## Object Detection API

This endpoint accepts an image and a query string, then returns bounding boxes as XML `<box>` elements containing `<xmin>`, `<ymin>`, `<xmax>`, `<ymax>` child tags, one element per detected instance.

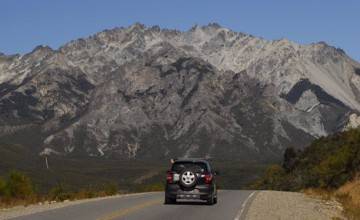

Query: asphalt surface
<box><xmin>10</xmin><ymin>190</ymin><xmax>255</xmax><ymax>220</ymax></box>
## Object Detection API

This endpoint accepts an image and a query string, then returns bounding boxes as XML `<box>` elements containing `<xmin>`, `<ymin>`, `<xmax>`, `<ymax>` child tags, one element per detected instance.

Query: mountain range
<box><xmin>1</xmin><ymin>23</ymin><xmax>360</xmax><ymax>162</ymax></box>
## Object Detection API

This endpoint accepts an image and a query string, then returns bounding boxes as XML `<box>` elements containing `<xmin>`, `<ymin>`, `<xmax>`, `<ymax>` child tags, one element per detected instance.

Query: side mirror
<box><xmin>213</xmin><ymin>170</ymin><xmax>220</xmax><ymax>176</ymax></box>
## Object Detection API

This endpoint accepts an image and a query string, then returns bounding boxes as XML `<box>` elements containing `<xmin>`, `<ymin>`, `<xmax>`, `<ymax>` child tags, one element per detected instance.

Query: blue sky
<box><xmin>1</xmin><ymin>0</ymin><xmax>359</xmax><ymax>61</ymax></box>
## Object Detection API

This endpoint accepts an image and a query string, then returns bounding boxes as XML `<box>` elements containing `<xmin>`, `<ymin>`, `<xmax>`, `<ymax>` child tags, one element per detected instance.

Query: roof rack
<box><xmin>173</xmin><ymin>157</ymin><xmax>213</xmax><ymax>161</ymax></box>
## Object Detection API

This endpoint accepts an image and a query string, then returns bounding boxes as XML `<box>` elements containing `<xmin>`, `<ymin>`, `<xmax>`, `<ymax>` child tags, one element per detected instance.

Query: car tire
<box><xmin>164</xmin><ymin>196</ymin><xmax>176</xmax><ymax>205</ymax></box>
<box><xmin>206</xmin><ymin>193</ymin><xmax>215</xmax><ymax>205</ymax></box>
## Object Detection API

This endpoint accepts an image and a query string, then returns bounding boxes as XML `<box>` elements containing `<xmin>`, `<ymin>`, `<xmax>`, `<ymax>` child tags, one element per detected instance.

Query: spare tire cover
<box><xmin>180</xmin><ymin>169</ymin><xmax>197</xmax><ymax>188</ymax></box>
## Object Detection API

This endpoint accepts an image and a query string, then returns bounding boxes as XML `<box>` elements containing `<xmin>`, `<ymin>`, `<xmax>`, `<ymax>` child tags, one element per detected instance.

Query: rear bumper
<box><xmin>165</xmin><ymin>184</ymin><xmax>214</xmax><ymax>200</ymax></box>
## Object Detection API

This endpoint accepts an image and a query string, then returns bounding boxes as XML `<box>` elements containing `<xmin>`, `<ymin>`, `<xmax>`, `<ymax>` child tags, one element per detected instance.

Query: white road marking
<box><xmin>234</xmin><ymin>191</ymin><xmax>256</xmax><ymax>220</ymax></box>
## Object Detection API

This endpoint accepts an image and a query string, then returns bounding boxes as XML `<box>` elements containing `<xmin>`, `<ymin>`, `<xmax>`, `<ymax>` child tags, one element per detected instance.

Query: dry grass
<box><xmin>335</xmin><ymin>178</ymin><xmax>360</xmax><ymax>220</ymax></box>
<box><xmin>0</xmin><ymin>195</ymin><xmax>44</xmax><ymax>209</ymax></box>
<box><xmin>303</xmin><ymin>188</ymin><xmax>334</xmax><ymax>200</ymax></box>
<box><xmin>304</xmin><ymin>176</ymin><xmax>360</xmax><ymax>220</ymax></box>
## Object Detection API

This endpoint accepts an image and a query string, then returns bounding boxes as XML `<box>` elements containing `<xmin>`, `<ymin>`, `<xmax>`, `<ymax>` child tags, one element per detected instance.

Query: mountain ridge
<box><xmin>1</xmin><ymin>23</ymin><xmax>360</xmax><ymax>162</ymax></box>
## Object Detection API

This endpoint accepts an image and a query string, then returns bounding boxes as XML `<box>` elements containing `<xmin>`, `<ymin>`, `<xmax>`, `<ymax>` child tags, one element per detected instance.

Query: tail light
<box><xmin>166</xmin><ymin>171</ymin><xmax>173</xmax><ymax>183</ymax></box>
<box><xmin>204</xmin><ymin>173</ymin><xmax>213</xmax><ymax>184</ymax></box>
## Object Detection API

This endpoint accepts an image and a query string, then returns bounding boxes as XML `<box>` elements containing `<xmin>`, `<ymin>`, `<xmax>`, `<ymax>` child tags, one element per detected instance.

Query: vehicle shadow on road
<box><xmin>164</xmin><ymin>201</ymin><xmax>210</xmax><ymax>206</ymax></box>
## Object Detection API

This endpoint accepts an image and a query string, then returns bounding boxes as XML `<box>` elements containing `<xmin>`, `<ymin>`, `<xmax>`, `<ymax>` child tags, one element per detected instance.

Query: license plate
<box><xmin>179</xmin><ymin>194</ymin><xmax>199</xmax><ymax>199</ymax></box>
<box><xmin>187</xmin><ymin>189</ymin><xmax>199</xmax><ymax>193</ymax></box>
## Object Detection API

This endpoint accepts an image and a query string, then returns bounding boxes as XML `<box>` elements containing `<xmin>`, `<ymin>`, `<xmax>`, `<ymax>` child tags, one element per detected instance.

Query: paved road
<box><xmin>10</xmin><ymin>190</ymin><xmax>255</xmax><ymax>220</ymax></box>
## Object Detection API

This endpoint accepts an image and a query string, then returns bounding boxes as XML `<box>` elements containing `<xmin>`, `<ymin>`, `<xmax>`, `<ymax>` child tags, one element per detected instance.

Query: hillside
<box><xmin>254</xmin><ymin>128</ymin><xmax>360</xmax><ymax>219</ymax></box>
<box><xmin>254</xmin><ymin>128</ymin><xmax>360</xmax><ymax>190</ymax></box>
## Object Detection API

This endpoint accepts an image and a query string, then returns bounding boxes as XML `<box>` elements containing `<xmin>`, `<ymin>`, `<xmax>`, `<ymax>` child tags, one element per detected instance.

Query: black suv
<box><xmin>164</xmin><ymin>158</ymin><xmax>218</xmax><ymax>205</ymax></box>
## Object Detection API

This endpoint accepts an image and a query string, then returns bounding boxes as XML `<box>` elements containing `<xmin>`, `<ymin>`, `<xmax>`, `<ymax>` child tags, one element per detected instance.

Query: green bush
<box><xmin>252</xmin><ymin>165</ymin><xmax>288</xmax><ymax>190</ymax></box>
<box><xmin>313</xmin><ymin>144</ymin><xmax>353</xmax><ymax>187</ymax></box>
<box><xmin>0</xmin><ymin>170</ymin><xmax>122</xmax><ymax>206</ymax></box>
<box><xmin>6</xmin><ymin>171</ymin><xmax>34</xmax><ymax>199</ymax></box>
<box><xmin>254</xmin><ymin>128</ymin><xmax>360</xmax><ymax>191</ymax></box>
<box><xmin>103</xmin><ymin>183</ymin><xmax>118</xmax><ymax>196</ymax></box>
<box><xmin>0</xmin><ymin>177</ymin><xmax>7</xmax><ymax>196</ymax></box>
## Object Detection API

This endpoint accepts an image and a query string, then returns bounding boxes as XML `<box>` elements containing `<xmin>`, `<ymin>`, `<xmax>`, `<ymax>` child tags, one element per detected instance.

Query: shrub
<box><xmin>6</xmin><ymin>171</ymin><xmax>34</xmax><ymax>199</ymax></box>
<box><xmin>74</xmin><ymin>188</ymin><xmax>96</xmax><ymax>199</ymax></box>
<box><xmin>254</xmin><ymin>128</ymin><xmax>360</xmax><ymax>191</ymax></box>
<box><xmin>0</xmin><ymin>177</ymin><xmax>7</xmax><ymax>196</ymax></box>
<box><xmin>313</xmin><ymin>144</ymin><xmax>353</xmax><ymax>187</ymax></box>
<box><xmin>283</xmin><ymin>147</ymin><xmax>297</xmax><ymax>171</ymax></box>
<box><xmin>1</xmin><ymin>171</ymin><xmax>121</xmax><ymax>207</ymax></box>
<box><xmin>251</xmin><ymin>165</ymin><xmax>289</xmax><ymax>190</ymax></box>
<box><xmin>49</xmin><ymin>183</ymin><xmax>73</xmax><ymax>201</ymax></box>
<box><xmin>103</xmin><ymin>183</ymin><xmax>118</xmax><ymax>196</ymax></box>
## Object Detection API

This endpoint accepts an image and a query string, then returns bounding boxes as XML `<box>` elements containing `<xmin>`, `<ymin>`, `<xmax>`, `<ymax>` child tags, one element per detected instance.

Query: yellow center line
<box><xmin>97</xmin><ymin>199</ymin><xmax>163</xmax><ymax>220</ymax></box>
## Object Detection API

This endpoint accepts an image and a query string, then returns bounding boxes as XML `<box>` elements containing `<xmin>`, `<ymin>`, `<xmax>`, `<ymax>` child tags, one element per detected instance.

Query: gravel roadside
<box><xmin>0</xmin><ymin>192</ymin><xmax>153</xmax><ymax>220</ymax></box>
<box><xmin>245</xmin><ymin>191</ymin><xmax>345</xmax><ymax>220</ymax></box>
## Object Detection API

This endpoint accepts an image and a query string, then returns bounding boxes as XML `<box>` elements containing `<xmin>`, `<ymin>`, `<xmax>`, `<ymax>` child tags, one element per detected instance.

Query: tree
<box><xmin>283</xmin><ymin>147</ymin><xmax>297</xmax><ymax>171</ymax></box>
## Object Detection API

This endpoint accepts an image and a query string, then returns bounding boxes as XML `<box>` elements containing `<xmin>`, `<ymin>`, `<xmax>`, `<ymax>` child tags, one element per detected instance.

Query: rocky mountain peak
<box><xmin>31</xmin><ymin>45</ymin><xmax>53</xmax><ymax>54</ymax></box>
<box><xmin>1</xmin><ymin>23</ymin><xmax>360</xmax><ymax>162</ymax></box>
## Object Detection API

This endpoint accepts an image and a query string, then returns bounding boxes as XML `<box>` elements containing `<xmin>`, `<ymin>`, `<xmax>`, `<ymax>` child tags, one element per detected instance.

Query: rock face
<box><xmin>1</xmin><ymin>23</ymin><xmax>360</xmax><ymax>162</ymax></box>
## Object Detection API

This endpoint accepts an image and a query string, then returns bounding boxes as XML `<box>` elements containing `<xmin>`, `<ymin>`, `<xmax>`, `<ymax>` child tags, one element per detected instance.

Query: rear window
<box><xmin>171</xmin><ymin>162</ymin><xmax>209</xmax><ymax>173</ymax></box>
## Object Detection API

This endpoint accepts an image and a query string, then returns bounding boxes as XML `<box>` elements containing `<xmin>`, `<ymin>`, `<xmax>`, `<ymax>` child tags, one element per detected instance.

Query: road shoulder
<box><xmin>244</xmin><ymin>190</ymin><xmax>345</xmax><ymax>220</ymax></box>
